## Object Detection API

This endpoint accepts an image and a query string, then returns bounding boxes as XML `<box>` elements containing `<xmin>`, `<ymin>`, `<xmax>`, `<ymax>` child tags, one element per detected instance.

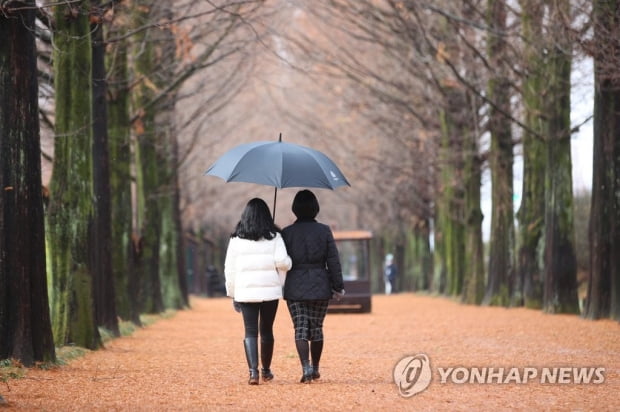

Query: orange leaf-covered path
<box><xmin>5</xmin><ymin>294</ymin><xmax>620</xmax><ymax>411</ymax></box>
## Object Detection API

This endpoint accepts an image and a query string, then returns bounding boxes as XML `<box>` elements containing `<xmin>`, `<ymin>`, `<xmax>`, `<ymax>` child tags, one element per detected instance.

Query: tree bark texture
<box><xmin>172</xmin><ymin>136</ymin><xmax>189</xmax><ymax>307</ymax></box>
<box><xmin>585</xmin><ymin>0</ymin><xmax>620</xmax><ymax>320</ymax></box>
<box><xmin>174</xmin><ymin>172</ymin><xmax>189</xmax><ymax>306</ymax></box>
<box><xmin>485</xmin><ymin>0</ymin><xmax>515</xmax><ymax>306</ymax></box>
<box><xmin>153</xmin><ymin>6</ymin><xmax>186</xmax><ymax>310</ymax></box>
<box><xmin>160</xmin><ymin>189</ymin><xmax>184</xmax><ymax>309</ymax></box>
<box><xmin>432</xmin><ymin>203</ymin><xmax>447</xmax><ymax>294</ymax></box>
<box><xmin>132</xmin><ymin>1</ymin><xmax>164</xmax><ymax>314</ymax></box>
<box><xmin>516</xmin><ymin>0</ymin><xmax>545</xmax><ymax>309</ymax></box>
<box><xmin>91</xmin><ymin>0</ymin><xmax>120</xmax><ymax>336</ymax></box>
<box><xmin>437</xmin><ymin>87</ymin><xmax>467</xmax><ymax>297</ymax></box>
<box><xmin>106</xmin><ymin>16</ymin><xmax>141</xmax><ymax>324</ymax></box>
<box><xmin>403</xmin><ymin>221</ymin><xmax>433</xmax><ymax>291</ymax></box>
<box><xmin>0</xmin><ymin>0</ymin><xmax>56</xmax><ymax>365</ymax></box>
<box><xmin>463</xmin><ymin>138</ymin><xmax>485</xmax><ymax>305</ymax></box>
<box><xmin>541</xmin><ymin>0</ymin><xmax>579</xmax><ymax>314</ymax></box>
<box><xmin>48</xmin><ymin>0</ymin><xmax>101</xmax><ymax>349</ymax></box>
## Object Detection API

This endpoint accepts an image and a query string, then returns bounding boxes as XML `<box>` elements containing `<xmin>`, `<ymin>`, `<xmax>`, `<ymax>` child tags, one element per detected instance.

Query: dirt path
<box><xmin>4</xmin><ymin>294</ymin><xmax>620</xmax><ymax>411</ymax></box>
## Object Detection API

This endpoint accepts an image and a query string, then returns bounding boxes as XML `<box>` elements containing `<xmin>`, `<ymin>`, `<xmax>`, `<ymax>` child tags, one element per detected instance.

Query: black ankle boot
<box><xmin>261</xmin><ymin>368</ymin><xmax>274</xmax><ymax>382</ymax></box>
<box><xmin>300</xmin><ymin>360</ymin><xmax>313</xmax><ymax>383</ymax></box>
<box><xmin>312</xmin><ymin>365</ymin><xmax>320</xmax><ymax>380</ymax></box>
<box><xmin>244</xmin><ymin>338</ymin><xmax>259</xmax><ymax>385</ymax></box>
<box><xmin>310</xmin><ymin>341</ymin><xmax>323</xmax><ymax>380</ymax></box>
<box><xmin>261</xmin><ymin>339</ymin><xmax>274</xmax><ymax>382</ymax></box>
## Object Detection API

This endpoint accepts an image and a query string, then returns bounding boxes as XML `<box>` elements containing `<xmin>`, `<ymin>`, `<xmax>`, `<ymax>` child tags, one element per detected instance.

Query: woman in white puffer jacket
<box><xmin>224</xmin><ymin>198</ymin><xmax>292</xmax><ymax>385</ymax></box>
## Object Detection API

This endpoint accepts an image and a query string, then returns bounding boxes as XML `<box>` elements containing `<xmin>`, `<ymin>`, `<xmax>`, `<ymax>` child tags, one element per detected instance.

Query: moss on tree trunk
<box><xmin>160</xmin><ymin>188</ymin><xmax>184</xmax><ymax>309</ymax></box>
<box><xmin>541</xmin><ymin>0</ymin><xmax>579</xmax><ymax>314</ymax></box>
<box><xmin>485</xmin><ymin>0</ymin><xmax>515</xmax><ymax>307</ymax></box>
<box><xmin>153</xmin><ymin>13</ymin><xmax>186</xmax><ymax>310</ymax></box>
<box><xmin>91</xmin><ymin>0</ymin><xmax>119</xmax><ymax>337</ymax></box>
<box><xmin>107</xmin><ymin>22</ymin><xmax>139</xmax><ymax>324</ymax></box>
<box><xmin>47</xmin><ymin>0</ymin><xmax>101</xmax><ymax>349</ymax></box>
<box><xmin>437</xmin><ymin>92</ymin><xmax>467</xmax><ymax>297</ymax></box>
<box><xmin>516</xmin><ymin>0</ymin><xmax>545</xmax><ymax>309</ymax></box>
<box><xmin>403</xmin><ymin>221</ymin><xmax>432</xmax><ymax>291</ymax></box>
<box><xmin>463</xmin><ymin>144</ymin><xmax>485</xmax><ymax>306</ymax></box>
<box><xmin>134</xmin><ymin>124</ymin><xmax>164</xmax><ymax>314</ymax></box>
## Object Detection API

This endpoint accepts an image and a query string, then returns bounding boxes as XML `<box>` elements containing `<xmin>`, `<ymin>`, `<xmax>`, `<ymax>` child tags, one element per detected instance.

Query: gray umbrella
<box><xmin>204</xmin><ymin>134</ymin><xmax>350</xmax><ymax>218</ymax></box>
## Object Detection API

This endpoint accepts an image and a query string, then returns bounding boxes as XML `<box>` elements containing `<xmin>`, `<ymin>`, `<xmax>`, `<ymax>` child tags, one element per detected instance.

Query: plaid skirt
<box><xmin>287</xmin><ymin>300</ymin><xmax>329</xmax><ymax>341</ymax></box>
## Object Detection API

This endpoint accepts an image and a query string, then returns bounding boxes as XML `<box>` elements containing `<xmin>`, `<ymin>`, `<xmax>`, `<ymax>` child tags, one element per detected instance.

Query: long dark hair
<box><xmin>231</xmin><ymin>198</ymin><xmax>280</xmax><ymax>240</ymax></box>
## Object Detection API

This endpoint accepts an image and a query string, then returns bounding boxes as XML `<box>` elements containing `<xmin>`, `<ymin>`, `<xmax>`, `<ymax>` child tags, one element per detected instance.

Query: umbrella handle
<box><xmin>273</xmin><ymin>187</ymin><xmax>277</xmax><ymax>221</ymax></box>
<box><xmin>273</xmin><ymin>132</ymin><xmax>281</xmax><ymax>220</ymax></box>
<box><xmin>273</xmin><ymin>132</ymin><xmax>282</xmax><ymax>220</ymax></box>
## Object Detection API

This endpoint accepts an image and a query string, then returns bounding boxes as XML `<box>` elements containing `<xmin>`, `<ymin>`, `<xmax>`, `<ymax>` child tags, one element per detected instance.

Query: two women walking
<box><xmin>224</xmin><ymin>191</ymin><xmax>345</xmax><ymax>384</ymax></box>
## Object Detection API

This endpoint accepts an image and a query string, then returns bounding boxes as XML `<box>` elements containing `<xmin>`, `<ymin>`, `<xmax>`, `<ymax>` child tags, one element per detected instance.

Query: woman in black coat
<box><xmin>282</xmin><ymin>190</ymin><xmax>345</xmax><ymax>383</ymax></box>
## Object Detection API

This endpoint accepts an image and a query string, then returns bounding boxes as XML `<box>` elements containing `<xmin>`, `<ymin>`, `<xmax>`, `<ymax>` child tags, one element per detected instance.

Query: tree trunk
<box><xmin>154</xmin><ymin>6</ymin><xmax>185</xmax><ymax>309</ymax></box>
<box><xmin>174</xmin><ymin>168</ymin><xmax>189</xmax><ymax>307</ymax></box>
<box><xmin>107</xmin><ymin>14</ymin><xmax>141</xmax><ymax>324</ymax></box>
<box><xmin>0</xmin><ymin>0</ymin><xmax>56</xmax><ymax>366</ymax></box>
<box><xmin>435</xmin><ymin>7</ymin><xmax>481</xmax><ymax>299</ymax></box>
<box><xmin>463</xmin><ymin>143</ymin><xmax>485</xmax><ymax>305</ymax></box>
<box><xmin>135</xmin><ymin>110</ymin><xmax>164</xmax><ymax>315</ymax></box>
<box><xmin>437</xmin><ymin>89</ymin><xmax>467</xmax><ymax>297</ymax></box>
<box><xmin>516</xmin><ymin>0</ymin><xmax>545</xmax><ymax>309</ymax></box>
<box><xmin>585</xmin><ymin>0</ymin><xmax>620</xmax><ymax>321</ymax></box>
<box><xmin>47</xmin><ymin>0</ymin><xmax>101</xmax><ymax>349</ymax></box>
<box><xmin>540</xmin><ymin>0</ymin><xmax>579</xmax><ymax>314</ymax></box>
<box><xmin>459</xmin><ymin>4</ymin><xmax>486</xmax><ymax>306</ymax></box>
<box><xmin>485</xmin><ymin>0</ymin><xmax>514</xmax><ymax>306</ymax></box>
<box><xmin>170</xmin><ymin>136</ymin><xmax>189</xmax><ymax>307</ymax></box>
<box><xmin>91</xmin><ymin>0</ymin><xmax>119</xmax><ymax>336</ymax></box>
<box><xmin>403</xmin><ymin>221</ymin><xmax>432</xmax><ymax>291</ymax></box>
<box><xmin>160</xmin><ymin>189</ymin><xmax>184</xmax><ymax>309</ymax></box>
<box><xmin>432</xmin><ymin>204</ymin><xmax>447</xmax><ymax>294</ymax></box>
<box><xmin>132</xmin><ymin>1</ymin><xmax>164</xmax><ymax>314</ymax></box>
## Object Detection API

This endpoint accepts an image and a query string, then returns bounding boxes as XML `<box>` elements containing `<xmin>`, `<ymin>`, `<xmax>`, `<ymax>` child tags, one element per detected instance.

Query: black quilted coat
<box><xmin>282</xmin><ymin>218</ymin><xmax>344</xmax><ymax>301</ymax></box>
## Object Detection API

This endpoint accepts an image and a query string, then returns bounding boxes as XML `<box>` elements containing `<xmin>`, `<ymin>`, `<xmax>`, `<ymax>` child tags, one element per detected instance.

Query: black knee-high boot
<box><xmin>244</xmin><ymin>338</ymin><xmax>259</xmax><ymax>385</ymax></box>
<box><xmin>260</xmin><ymin>339</ymin><xmax>274</xmax><ymax>381</ymax></box>
<box><xmin>295</xmin><ymin>339</ymin><xmax>313</xmax><ymax>383</ymax></box>
<box><xmin>310</xmin><ymin>340</ymin><xmax>323</xmax><ymax>379</ymax></box>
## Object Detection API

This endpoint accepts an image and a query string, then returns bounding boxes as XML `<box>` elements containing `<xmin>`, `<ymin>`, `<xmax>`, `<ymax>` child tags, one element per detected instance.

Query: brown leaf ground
<box><xmin>3</xmin><ymin>294</ymin><xmax>619</xmax><ymax>411</ymax></box>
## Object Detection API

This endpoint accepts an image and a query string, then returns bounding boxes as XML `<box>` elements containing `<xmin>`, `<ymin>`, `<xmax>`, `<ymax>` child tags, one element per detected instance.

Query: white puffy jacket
<box><xmin>224</xmin><ymin>233</ymin><xmax>292</xmax><ymax>302</ymax></box>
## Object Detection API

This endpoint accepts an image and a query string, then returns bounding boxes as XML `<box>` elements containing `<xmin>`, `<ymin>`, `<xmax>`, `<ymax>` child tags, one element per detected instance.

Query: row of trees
<box><xmin>1</xmin><ymin>0</ymin><xmax>263</xmax><ymax>366</ymax></box>
<box><xmin>1</xmin><ymin>0</ymin><xmax>618</xmax><ymax>370</ymax></box>
<box><xmin>269</xmin><ymin>0</ymin><xmax>619</xmax><ymax>319</ymax></box>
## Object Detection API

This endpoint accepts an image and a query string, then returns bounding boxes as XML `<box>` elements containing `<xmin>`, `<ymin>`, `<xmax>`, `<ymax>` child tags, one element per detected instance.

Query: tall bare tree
<box><xmin>0</xmin><ymin>0</ymin><xmax>55</xmax><ymax>366</ymax></box>
<box><xmin>485</xmin><ymin>0</ymin><xmax>514</xmax><ymax>306</ymax></box>
<box><xmin>47</xmin><ymin>0</ymin><xmax>101</xmax><ymax>348</ymax></box>
<box><xmin>107</xmin><ymin>10</ymin><xmax>141</xmax><ymax>324</ymax></box>
<box><xmin>127</xmin><ymin>0</ymin><xmax>268</xmax><ymax>311</ymax></box>
<box><xmin>91</xmin><ymin>0</ymin><xmax>119</xmax><ymax>335</ymax></box>
<box><xmin>460</xmin><ymin>2</ymin><xmax>485</xmax><ymax>305</ymax></box>
<box><xmin>541</xmin><ymin>0</ymin><xmax>579</xmax><ymax>314</ymax></box>
<box><xmin>154</xmin><ymin>4</ymin><xmax>186</xmax><ymax>310</ymax></box>
<box><xmin>585</xmin><ymin>0</ymin><xmax>620</xmax><ymax>320</ymax></box>
<box><xmin>263</xmin><ymin>1</ymin><xmax>440</xmax><ymax>291</ymax></box>
<box><xmin>516</xmin><ymin>0</ymin><xmax>552</xmax><ymax>309</ymax></box>
<box><xmin>131</xmin><ymin>0</ymin><xmax>165</xmax><ymax>314</ymax></box>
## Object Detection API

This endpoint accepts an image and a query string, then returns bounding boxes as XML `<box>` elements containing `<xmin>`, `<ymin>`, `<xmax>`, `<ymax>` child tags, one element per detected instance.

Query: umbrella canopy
<box><xmin>204</xmin><ymin>140</ymin><xmax>350</xmax><ymax>190</ymax></box>
<box><xmin>204</xmin><ymin>137</ymin><xmax>350</xmax><ymax>219</ymax></box>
